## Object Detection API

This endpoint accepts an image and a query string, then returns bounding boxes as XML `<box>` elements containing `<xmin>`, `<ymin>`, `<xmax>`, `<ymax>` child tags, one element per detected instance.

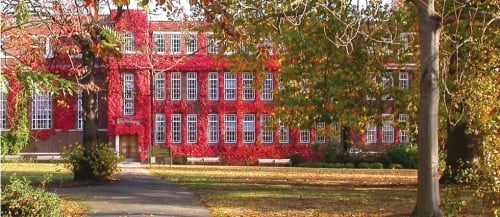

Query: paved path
<box><xmin>51</xmin><ymin>164</ymin><xmax>210</xmax><ymax>217</ymax></box>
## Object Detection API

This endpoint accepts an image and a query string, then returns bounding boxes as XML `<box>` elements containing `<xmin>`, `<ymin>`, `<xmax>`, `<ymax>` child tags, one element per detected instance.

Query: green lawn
<box><xmin>148</xmin><ymin>165</ymin><xmax>486</xmax><ymax>216</ymax></box>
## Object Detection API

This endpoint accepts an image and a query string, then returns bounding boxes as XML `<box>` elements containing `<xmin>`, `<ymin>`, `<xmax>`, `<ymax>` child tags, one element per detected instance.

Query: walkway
<box><xmin>51</xmin><ymin>163</ymin><xmax>210</xmax><ymax>217</ymax></box>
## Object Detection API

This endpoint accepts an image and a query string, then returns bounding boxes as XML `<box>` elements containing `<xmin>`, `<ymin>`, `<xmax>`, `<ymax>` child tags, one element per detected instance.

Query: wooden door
<box><xmin>119</xmin><ymin>135</ymin><xmax>138</xmax><ymax>159</ymax></box>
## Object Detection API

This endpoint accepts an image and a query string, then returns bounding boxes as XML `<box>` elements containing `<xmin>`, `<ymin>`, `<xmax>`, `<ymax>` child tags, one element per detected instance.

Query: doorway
<box><xmin>119</xmin><ymin>135</ymin><xmax>138</xmax><ymax>160</ymax></box>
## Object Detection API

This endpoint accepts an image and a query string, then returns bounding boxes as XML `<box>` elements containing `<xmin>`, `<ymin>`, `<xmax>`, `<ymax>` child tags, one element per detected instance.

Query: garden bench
<box><xmin>258</xmin><ymin>158</ymin><xmax>292</xmax><ymax>166</ymax></box>
<box><xmin>19</xmin><ymin>152</ymin><xmax>62</xmax><ymax>161</ymax></box>
<box><xmin>187</xmin><ymin>157</ymin><xmax>221</xmax><ymax>165</ymax></box>
<box><xmin>35</xmin><ymin>155</ymin><xmax>62</xmax><ymax>161</ymax></box>
<box><xmin>0</xmin><ymin>155</ymin><xmax>23</xmax><ymax>161</ymax></box>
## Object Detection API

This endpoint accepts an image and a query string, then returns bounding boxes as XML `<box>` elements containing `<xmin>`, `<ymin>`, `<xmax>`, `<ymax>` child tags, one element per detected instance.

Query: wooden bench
<box><xmin>187</xmin><ymin>157</ymin><xmax>221</xmax><ymax>165</ymax></box>
<box><xmin>258</xmin><ymin>158</ymin><xmax>292</xmax><ymax>166</ymax></box>
<box><xmin>0</xmin><ymin>155</ymin><xmax>23</xmax><ymax>161</ymax></box>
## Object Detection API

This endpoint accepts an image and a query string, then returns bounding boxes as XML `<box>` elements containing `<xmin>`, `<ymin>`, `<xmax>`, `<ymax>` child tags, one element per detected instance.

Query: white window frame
<box><xmin>399</xmin><ymin>114</ymin><xmax>410</xmax><ymax>144</ymax></box>
<box><xmin>331</xmin><ymin>123</ymin><xmax>341</xmax><ymax>143</ymax></box>
<box><xmin>225</xmin><ymin>114</ymin><xmax>237</xmax><ymax>143</ymax></box>
<box><xmin>32</xmin><ymin>91</ymin><xmax>52</xmax><ymax>129</ymax></box>
<box><xmin>0</xmin><ymin>89</ymin><xmax>7</xmax><ymax>129</ymax></box>
<box><xmin>224</xmin><ymin>73</ymin><xmax>237</xmax><ymax>101</ymax></box>
<box><xmin>123</xmin><ymin>73</ymin><xmax>135</xmax><ymax>116</ymax></box>
<box><xmin>171</xmin><ymin>114</ymin><xmax>181</xmax><ymax>143</ymax></box>
<box><xmin>261</xmin><ymin>73</ymin><xmax>273</xmax><ymax>101</ymax></box>
<box><xmin>208</xmin><ymin>114</ymin><xmax>219</xmax><ymax>144</ymax></box>
<box><xmin>155</xmin><ymin>72</ymin><xmax>166</xmax><ymax>100</ymax></box>
<box><xmin>399</xmin><ymin>72</ymin><xmax>409</xmax><ymax>89</ymax></box>
<box><xmin>208</xmin><ymin>72</ymin><xmax>218</xmax><ymax>100</ymax></box>
<box><xmin>300</xmin><ymin>129</ymin><xmax>310</xmax><ymax>144</ymax></box>
<box><xmin>382</xmin><ymin>74</ymin><xmax>393</xmax><ymax>100</ymax></box>
<box><xmin>261</xmin><ymin>115</ymin><xmax>273</xmax><ymax>144</ymax></box>
<box><xmin>186</xmin><ymin>33</ymin><xmax>198</xmax><ymax>54</ymax></box>
<box><xmin>207</xmin><ymin>34</ymin><xmax>219</xmax><ymax>54</ymax></box>
<box><xmin>382</xmin><ymin>114</ymin><xmax>394</xmax><ymax>143</ymax></box>
<box><xmin>243</xmin><ymin>114</ymin><xmax>255</xmax><ymax>144</ymax></box>
<box><xmin>242</xmin><ymin>73</ymin><xmax>254</xmax><ymax>101</ymax></box>
<box><xmin>155</xmin><ymin>114</ymin><xmax>166</xmax><ymax>143</ymax></box>
<box><xmin>187</xmin><ymin>114</ymin><xmax>197</xmax><ymax>144</ymax></box>
<box><xmin>187</xmin><ymin>72</ymin><xmax>197</xmax><ymax>100</ymax></box>
<box><xmin>366</xmin><ymin>122</ymin><xmax>377</xmax><ymax>144</ymax></box>
<box><xmin>153</xmin><ymin>32</ymin><xmax>166</xmax><ymax>54</ymax></box>
<box><xmin>279</xmin><ymin>120</ymin><xmax>289</xmax><ymax>144</ymax></box>
<box><xmin>123</xmin><ymin>32</ymin><xmax>134</xmax><ymax>53</ymax></box>
<box><xmin>171</xmin><ymin>72</ymin><xmax>181</xmax><ymax>100</ymax></box>
<box><xmin>170</xmin><ymin>33</ymin><xmax>181</xmax><ymax>54</ymax></box>
<box><xmin>316</xmin><ymin>122</ymin><xmax>326</xmax><ymax>144</ymax></box>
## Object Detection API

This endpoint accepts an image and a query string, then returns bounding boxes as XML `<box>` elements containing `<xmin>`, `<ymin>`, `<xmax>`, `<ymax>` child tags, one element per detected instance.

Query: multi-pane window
<box><xmin>155</xmin><ymin>114</ymin><xmax>166</xmax><ymax>143</ymax></box>
<box><xmin>316</xmin><ymin>122</ymin><xmax>326</xmax><ymax>143</ymax></box>
<box><xmin>186</xmin><ymin>34</ymin><xmax>197</xmax><ymax>54</ymax></box>
<box><xmin>187</xmin><ymin>114</ymin><xmax>197</xmax><ymax>144</ymax></box>
<box><xmin>331</xmin><ymin>123</ymin><xmax>341</xmax><ymax>143</ymax></box>
<box><xmin>171</xmin><ymin>72</ymin><xmax>181</xmax><ymax>100</ymax></box>
<box><xmin>207</xmin><ymin>34</ymin><xmax>219</xmax><ymax>54</ymax></box>
<box><xmin>153</xmin><ymin>33</ymin><xmax>166</xmax><ymax>53</ymax></box>
<box><xmin>261</xmin><ymin>115</ymin><xmax>273</xmax><ymax>144</ymax></box>
<box><xmin>243</xmin><ymin>114</ymin><xmax>255</xmax><ymax>143</ymax></box>
<box><xmin>399</xmin><ymin>114</ymin><xmax>410</xmax><ymax>144</ymax></box>
<box><xmin>300</xmin><ymin>129</ymin><xmax>310</xmax><ymax>144</ymax></box>
<box><xmin>208</xmin><ymin>72</ymin><xmax>218</xmax><ymax>100</ymax></box>
<box><xmin>32</xmin><ymin>91</ymin><xmax>52</xmax><ymax>129</ymax></box>
<box><xmin>224</xmin><ymin>114</ymin><xmax>237</xmax><ymax>143</ymax></box>
<box><xmin>224</xmin><ymin>73</ymin><xmax>237</xmax><ymax>100</ymax></box>
<box><xmin>187</xmin><ymin>73</ymin><xmax>197</xmax><ymax>100</ymax></box>
<box><xmin>123</xmin><ymin>73</ymin><xmax>135</xmax><ymax>115</ymax></box>
<box><xmin>123</xmin><ymin>33</ymin><xmax>134</xmax><ymax>53</ymax></box>
<box><xmin>155</xmin><ymin>72</ymin><xmax>166</xmax><ymax>100</ymax></box>
<box><xmin>399</xmin><ymin>72</ymin><xmax>409</xmax><ymax>89</ymax></box>
<box><xmin>366</xmin><ymin>122</ymin><xmax>377</xmax><ymax>144</ymax></box>
<box><xmin>382</xmin><ymin>75</ymin><xmax>393</xmax><ymax>100</ymax></box>
<box><xmin>208</xmin><ymin>114</ymin><xmax>219</xmax><ymax>143</ymax></box>
<box><xmin>382</xmin><ymin>114</ymin><xmax>394</xmax><ymax>143</ymax></box>
<box><xmin>171</xmin><ymin>114</ymin><xmax>181</xmax><ymax>143</ymax></box>
<box><xmin>0</xmin><ymin>89</ymin><xmax>7</xmax><ymax>129</ymax></box>
<box><xmin>170</xmin><ymin>33</ymin><xmax>181</xmax><ymax>54</ymax></box>
<box><xmin>77</xmin><ymin>92</ymin><xmax>83</xmax><ymax>130</ymax></box>
<box><xmin>279</xmin><ymin>120</ymin><xmax>289</xmax><ymax>143</ymax></box>
<box><xmin>261</xmin><ymin>73</ymin><xmax>273</xmax><ymax>101</ymax></box>
<box><xmin>242</xmin><ymin>73</ymin><xmax>254</xmax><ymax>100</ymax></box>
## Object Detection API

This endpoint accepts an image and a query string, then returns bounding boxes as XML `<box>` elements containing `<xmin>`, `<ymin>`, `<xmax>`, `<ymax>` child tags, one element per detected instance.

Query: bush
<box><xmin>1</xmin><ymin>176</ymin><xmax>64</xmax><ymax>217</ymax></box>
<box><xmin>172</xmin><ymin>155</ymin><xmax>188</xmax><ymax>165</ymax></box>
<box><xmin>290</xmin><ymin>154</ymin><xmax>305</xmax><ymax>166</ymax></box>
<box><xmin>385</xmin><ymin>145</ymin><xmax>418</xmax><ymax>169</ymax></box>
<box><xmin>63</xmin><ymin>143</ymin><xmax>122</xmax><ymax>181</ymax></box>
<box><xmin>388</xmin><ymin>163</ymin><xmax>404</xmax><ymax>169</ymax></box>
<box><xmin>369</xmin><ymin>162</ymin><xmax>384</xmax><ymax>169</ymax></box>
<box><xmin>323</xmin><ymin>143</ymin><xmax>340</xmax><ymax>163</ymax></box>
<box><xmin>344</xmin><ymin>162</ymin><xmax>356</xmax><ymax>168</ymax></box>
<box><xmin>357</xmin><ymin>162</ymin><xmax>370</xmax><ymax>169</ymax></box>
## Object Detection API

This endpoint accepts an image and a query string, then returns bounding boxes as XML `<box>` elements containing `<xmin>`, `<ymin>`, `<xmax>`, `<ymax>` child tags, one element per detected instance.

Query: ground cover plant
<box><xmin>149</xmin><ymin>165</ymin><xmax>486</xmax><ymax>216</ymax></box>
<box><xmin>1</xmin><ymin>163</ymin><xmax>87</xmax><ymax>216</ymax></box>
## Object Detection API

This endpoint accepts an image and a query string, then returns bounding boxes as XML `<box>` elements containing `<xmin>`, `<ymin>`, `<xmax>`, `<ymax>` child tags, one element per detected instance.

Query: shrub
<box><xmin>63</xmin><ymin>143</ymin><xmax>122</xmax><ymax>181</ymax></box>
<box><xmin>323</xmin><ymin>143</ymin><xmax>340</xmax><ymax>163</ymax></box>
<box><xmin>388</xmin><ymin>163</ymin><xmax>404</xmax><ymax>169</ymax></box>
<box><xmin>369</xmin><ymin>162</ymin><xmax>384</xmax><ymax>169</ymax></box>
<box><xmin>1</xmin><ymin>176</ymin><xmax>64</xmax><ymax>217</ymax></box>
<box><xmin>357</xmin><ymin>162</ymin><xmax>370</xmax><ymax>169</ymax></box>
<box><xmin>385</xmin><ymin>145</ymin><xmax>418</xmax><ymax>169</ymax></box>
<box><xmin>290</xmin><ymin>154</ymin><xmax>305</xmax><ymax>166</ymax></box>
<box><xmin>344</xmin><ymin>163</ymin><xmax>356</xmax><ymax>168</ymax></box>
<box><xmin>172</xmin><ymin>155</ymin><xmax>188</xmax><ymax>165</ymax></box>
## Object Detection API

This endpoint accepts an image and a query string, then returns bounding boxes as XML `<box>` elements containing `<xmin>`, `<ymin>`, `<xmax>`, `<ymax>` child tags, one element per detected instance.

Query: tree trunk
<box><xmin>412</xmin><ymin>1</ymin><xmax>443</xmax><ymax>216</ymax></box>
<box><xmin>73</xmin><ymin>41</ymin><xmax>99</xmax><ymax>181</ymax></box>
<box><xmin>440</xmin><ymin>122</ymin><xmax>474</xmax><ymax>183</ymax></box>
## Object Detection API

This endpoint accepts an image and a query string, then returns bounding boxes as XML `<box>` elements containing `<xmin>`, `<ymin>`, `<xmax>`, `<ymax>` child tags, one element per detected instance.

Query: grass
<box><xmin>1</xmin><ymin>162</ymin><xmax>87</xmax><ymax>216</ymax></box>
<box><xmin>148</xmin><ymin>165</ymin><xmax>487</xmax><ymax>216</ymax></box>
